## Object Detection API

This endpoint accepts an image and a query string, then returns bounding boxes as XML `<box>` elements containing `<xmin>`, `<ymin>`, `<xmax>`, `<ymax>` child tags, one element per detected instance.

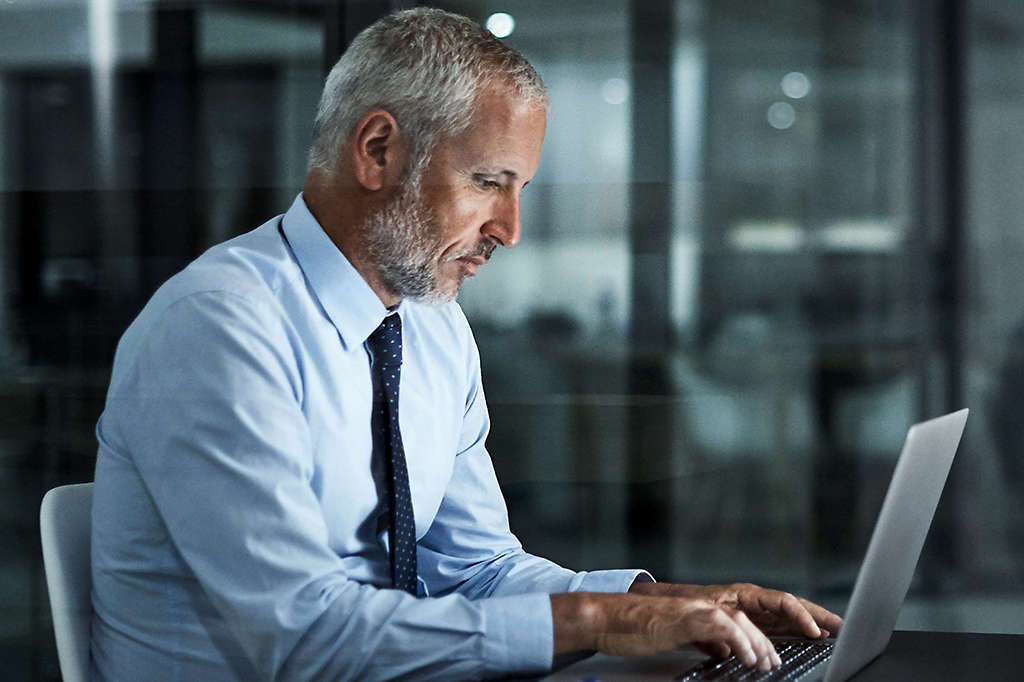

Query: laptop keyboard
<box><xmin>676</xmin><ymin>640</ymin><xmax>834</xmax><ymax>681</ymax></box>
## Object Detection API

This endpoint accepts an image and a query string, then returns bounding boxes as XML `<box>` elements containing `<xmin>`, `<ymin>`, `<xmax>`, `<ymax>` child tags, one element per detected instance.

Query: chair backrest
<box><xmin>40</xmin><ymin>482</ymin><xmax>94</xmax><ymax>682</ymax></box>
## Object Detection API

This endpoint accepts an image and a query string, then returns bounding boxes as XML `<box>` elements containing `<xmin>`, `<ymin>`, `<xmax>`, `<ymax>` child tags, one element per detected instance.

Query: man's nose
<box><xmin>483</xmin><ymin>193</ymin><xmax>522</xmax><ymax>248</ymax></box>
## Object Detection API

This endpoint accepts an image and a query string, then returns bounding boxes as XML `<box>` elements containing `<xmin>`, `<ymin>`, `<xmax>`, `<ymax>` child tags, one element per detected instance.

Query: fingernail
<box><xmin>759</xmin><ymin>657</ymin><xmax>772</xmax><ymax>671</ymax></box>
<box><xmin>772</xmin><ymin>651</ymin><xmax>782</xmax><ymax>666</ymax></box>
<box><xmin>742</xmin><ymin>646</ymin><xmax>757</xmax><ymax>666</ymax></box>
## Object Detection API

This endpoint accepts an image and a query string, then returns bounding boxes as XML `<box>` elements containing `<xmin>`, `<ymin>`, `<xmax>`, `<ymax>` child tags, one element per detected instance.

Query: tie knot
<box><xmin>367</xmin><ymin>314</ymin><xmax>402</xmax><ymax>367</ymax></box>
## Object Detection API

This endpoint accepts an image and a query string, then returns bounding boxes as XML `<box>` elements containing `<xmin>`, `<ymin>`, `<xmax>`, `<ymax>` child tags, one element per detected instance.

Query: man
<box><xmin>91</xmin><ymin>8</ymin><xmax>840</xmax><ymax>681</ymax></box>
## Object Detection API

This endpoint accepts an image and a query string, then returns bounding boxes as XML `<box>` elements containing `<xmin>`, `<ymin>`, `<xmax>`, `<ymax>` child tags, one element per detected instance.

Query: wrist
<box><xmin>628</xmin><ymin>582</ymin><xmax>710</xmax><ymax>599</ymax></box>
<box><xmin>550</xmin><ymin>593</ymin><xmax>604</xmax><ymax>655</ymax></box>
<box><xmin>628</xmin><ymin>580</ymin><xmax>661</xmax><ymax>596</ymax></box>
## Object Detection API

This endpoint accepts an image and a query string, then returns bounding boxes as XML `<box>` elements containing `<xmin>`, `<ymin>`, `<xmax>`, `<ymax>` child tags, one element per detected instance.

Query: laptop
<box><xmin>544</xmin><ymin>409</ymin><xmax>969</xmax><ymax>682</ymax></box>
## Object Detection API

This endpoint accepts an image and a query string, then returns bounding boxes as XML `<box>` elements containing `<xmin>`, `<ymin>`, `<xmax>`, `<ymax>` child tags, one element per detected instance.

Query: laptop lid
<box><xmin>824</xmin><ymin>408</ymin><xmax>968</xmax><ymax>681</ymax></box>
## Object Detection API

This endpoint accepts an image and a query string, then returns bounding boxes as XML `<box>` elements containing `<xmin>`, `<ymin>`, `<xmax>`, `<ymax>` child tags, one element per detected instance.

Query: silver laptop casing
<box><xmin>820</xmin><ymin>408</ymin><xmax>968</xmax><ymax>681</ymax></box>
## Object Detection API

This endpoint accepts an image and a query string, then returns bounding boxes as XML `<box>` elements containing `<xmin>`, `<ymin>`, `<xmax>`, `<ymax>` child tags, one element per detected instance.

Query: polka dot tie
<box><xmin>367</xmin><ymin>314</ymin><xmax>418</xmax><ymax>595</ymax></box>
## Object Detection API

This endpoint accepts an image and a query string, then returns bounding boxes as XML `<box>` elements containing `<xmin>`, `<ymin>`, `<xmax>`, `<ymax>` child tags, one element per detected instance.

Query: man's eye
<box><xmin>475</xmin><ymin>176</ymin><xmax>500</xmax><ymax>189</ymax></box>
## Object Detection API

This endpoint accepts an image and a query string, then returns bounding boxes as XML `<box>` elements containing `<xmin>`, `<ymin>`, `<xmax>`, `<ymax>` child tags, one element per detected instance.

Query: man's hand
<box><xmin>628</xmin><ymin>581</ymin><xmax>842</xmax><ymax>651</ymax></box>
<box><xmin>551</xmin><ymin>593</ymin><xmax>783</xmax><ymax>671</ymax></box>
<box><xmin>549</xmin><ymin>582</ymin><xmax>842</xmax><ymax>671</ymax></box>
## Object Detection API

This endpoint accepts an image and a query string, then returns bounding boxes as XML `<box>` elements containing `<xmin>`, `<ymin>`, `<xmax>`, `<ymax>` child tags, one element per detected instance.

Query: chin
<box><xmin>433</xmin><ymin>273</ymin><xmax>465</xmax><ymax>303</ymax></box>
<box><xmin>409</xmin><ymin>282</ymin><xmax>459</xmax><ymax>306</ymax></box>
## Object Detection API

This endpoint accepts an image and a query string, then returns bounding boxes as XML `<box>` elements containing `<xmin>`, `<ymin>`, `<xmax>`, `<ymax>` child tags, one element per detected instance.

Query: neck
<box><xmin>302</xmin><ymin>169</ymin><xmax>403</xmax><ymax>308</ymax></box>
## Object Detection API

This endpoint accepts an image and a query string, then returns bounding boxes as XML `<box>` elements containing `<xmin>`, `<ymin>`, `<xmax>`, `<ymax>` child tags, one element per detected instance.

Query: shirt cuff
<box><xmin>480</xmin><ymin>592</ymin><xmax>553</xmax><ymax>676</ymax></box>
<box><xmin>568</xmin><ymin>568</ymin><xmax>655</xmax><ymax>593</ymax></box>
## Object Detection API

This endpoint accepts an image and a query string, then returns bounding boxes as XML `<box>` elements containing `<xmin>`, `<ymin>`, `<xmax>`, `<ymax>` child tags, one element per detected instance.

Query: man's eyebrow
<box><xmin>474</xmin><ymin>168</ymin><xmax>520</xmax><ymax>180</ymax></box>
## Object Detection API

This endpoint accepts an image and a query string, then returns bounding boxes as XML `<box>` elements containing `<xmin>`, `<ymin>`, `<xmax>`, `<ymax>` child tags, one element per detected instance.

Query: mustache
<box><xmin>449</xmin><ymin>240</ymin><xmax>497</xmax><ymax>262</ymax></box>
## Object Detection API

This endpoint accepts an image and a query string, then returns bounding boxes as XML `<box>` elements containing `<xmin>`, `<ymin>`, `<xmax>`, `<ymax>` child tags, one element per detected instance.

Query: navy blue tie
<box><xmin>367</xmin><ymin>314</ymin><xmax>418</xmax><ymax>595</ymax></box>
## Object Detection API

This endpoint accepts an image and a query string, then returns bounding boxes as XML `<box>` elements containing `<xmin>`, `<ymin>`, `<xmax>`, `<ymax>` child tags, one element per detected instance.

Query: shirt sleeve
<box><xmin>416</xmin><ymin>314</ymin><xmax>652</xmax><ymax>600</ymax></box>
<box><xmin>105</xmin><ymin>291</ymin><xmax>552</xmax><ymax>681</ymax></box>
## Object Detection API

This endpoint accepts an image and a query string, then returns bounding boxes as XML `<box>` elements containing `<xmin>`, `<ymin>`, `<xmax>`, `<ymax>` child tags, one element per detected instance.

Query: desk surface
<box><xmin>851</xmin><ymin>630</ymin><xmax>1021</xmax><ymax>680</ymax></box>
<box><xmin>542</xmin><ymin>631</ymin><xmax>1024</xmax><ymax>681</ymax></box>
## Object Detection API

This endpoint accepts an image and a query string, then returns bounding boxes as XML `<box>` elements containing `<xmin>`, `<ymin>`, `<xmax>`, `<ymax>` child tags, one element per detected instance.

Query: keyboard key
<box><xmin>676</xmin><ymin>641</ymin><xmax>834</xmax><ymax>681</ymax></box>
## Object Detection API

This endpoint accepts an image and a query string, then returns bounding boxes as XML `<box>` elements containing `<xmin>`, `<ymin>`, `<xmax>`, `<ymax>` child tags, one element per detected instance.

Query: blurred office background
<box><xmin>2</xmin><ymin>0</ymin><xmax>1023</xmax><ymax>677</ymax></box>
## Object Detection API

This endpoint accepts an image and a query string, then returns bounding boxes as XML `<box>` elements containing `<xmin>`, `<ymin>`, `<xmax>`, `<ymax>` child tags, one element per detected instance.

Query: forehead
<box><xmin>429</xmin><ymin>85</ymin><xmax>547</xmax><ymax>178</ymax></box>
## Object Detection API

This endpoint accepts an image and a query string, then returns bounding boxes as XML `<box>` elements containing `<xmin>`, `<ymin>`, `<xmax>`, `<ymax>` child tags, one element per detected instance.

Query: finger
<box><xmin>800</xmin><ymin>598</ymin><xmax>844</xmax><ymax>636</ymax></box>
<box><xmin>730</xmin><ymin>609</ymin><xmax>777</xmax><ymax>671</ymax></box>
<box><xmin>706</xmin><ymin>608</ymin><xmax>759</xmax><ymax>667</ymax></box>
<box><xmin>769</xmin><ymin>592</ymin><xmax>823</xmax><ymax>639</ymax></box>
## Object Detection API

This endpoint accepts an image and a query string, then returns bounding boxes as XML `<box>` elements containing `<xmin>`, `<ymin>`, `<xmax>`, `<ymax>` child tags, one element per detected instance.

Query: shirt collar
<box><xmin>281</xmin><ymin>193</ymin><xmax>399</xmax><ymax>350</ymax></box>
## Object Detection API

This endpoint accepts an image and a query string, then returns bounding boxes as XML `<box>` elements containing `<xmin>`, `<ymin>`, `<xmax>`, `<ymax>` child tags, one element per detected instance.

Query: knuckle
<box><xmin>711</xmin><ymin>608</ymin><xmax>738</xmax><ymax>631</ymax></box>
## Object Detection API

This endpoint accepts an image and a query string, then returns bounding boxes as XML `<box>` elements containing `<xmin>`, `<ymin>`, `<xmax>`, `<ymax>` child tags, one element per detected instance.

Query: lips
<box><xmin>456</xmin><ymin>255</ymin><xmax>486</xmax><ymax>276</ymax></box>
<box><xmin>446</xmin><ymin>240</ymin><xmax>495</xmax><ymax>278</ymax></box>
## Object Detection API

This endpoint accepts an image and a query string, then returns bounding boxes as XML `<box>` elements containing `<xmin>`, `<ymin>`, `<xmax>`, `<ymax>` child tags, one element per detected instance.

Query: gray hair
<box><xmin>307</xmin><ymin>7</ymin><xmax>548</xmax><ymax>176</ymax></box>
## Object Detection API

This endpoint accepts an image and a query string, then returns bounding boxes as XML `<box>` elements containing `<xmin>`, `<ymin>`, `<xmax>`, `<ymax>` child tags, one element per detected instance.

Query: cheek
<box><xmin>439</xmin><ymin>194</ymin><xmax>489</xmax><ymax>239</ymax></box>
<box><xmin>423</xmin><ymin>183</ymin><xmax>492</xmax><ymax>247</ymax></box>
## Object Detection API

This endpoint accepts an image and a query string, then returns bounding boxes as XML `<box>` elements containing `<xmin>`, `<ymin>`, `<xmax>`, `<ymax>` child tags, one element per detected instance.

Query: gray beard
<box><xmin>362</xmin><ymin>177</ymin><xmax>451</xmax><ymax>305</ymax></box>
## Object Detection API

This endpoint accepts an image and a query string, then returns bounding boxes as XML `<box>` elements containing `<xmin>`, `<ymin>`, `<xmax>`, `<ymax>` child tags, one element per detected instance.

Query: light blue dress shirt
<box><xmin>91</xmin><ymin>194</ymin><xmax>650</xmax><ymax>681</ymax></box>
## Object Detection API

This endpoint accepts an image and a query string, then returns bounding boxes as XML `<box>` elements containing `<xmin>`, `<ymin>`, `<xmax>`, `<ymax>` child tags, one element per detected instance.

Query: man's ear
<box><xmin>350</xmin><ymin>109</ymin><xmax>404</xmax><ymax>191</ymax></box>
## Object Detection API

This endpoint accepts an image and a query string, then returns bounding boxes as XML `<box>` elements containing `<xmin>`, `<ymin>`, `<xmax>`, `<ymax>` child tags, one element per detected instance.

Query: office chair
<box><xmin>40</xmin><ymin>482</ymin><xmax>94</xmax><ymax>682</ymax></box>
